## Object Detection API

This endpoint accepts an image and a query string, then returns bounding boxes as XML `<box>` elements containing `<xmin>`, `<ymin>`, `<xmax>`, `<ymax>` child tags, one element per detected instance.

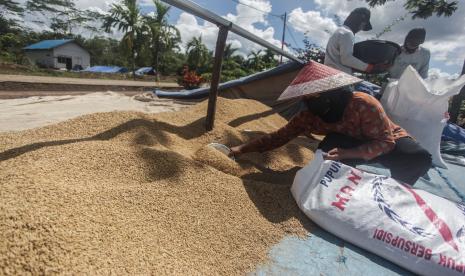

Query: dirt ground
<box><xmin>0</xmin><ymin>74</ymin><xmax>179</xmax><ymax>87</ymax></box>
<box><xmin>0</xmin><ymin>74</ymin><xmax>182</xmax><ymax>96</ymax></box>
<box><xmin>0</xmin><ymin>90</ymin><xmax>147</xmax><ymax>99</ymax></box>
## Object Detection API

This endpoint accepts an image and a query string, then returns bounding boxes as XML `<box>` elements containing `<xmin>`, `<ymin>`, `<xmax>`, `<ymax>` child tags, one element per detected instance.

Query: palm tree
<box><xmin>223</xmin><ymin>43</ymin><xmax>239</xmax><ymax>60</ymax></box>
<box><xmin>145</xmin><ymin>0</ymin><xmax>180</xmax><ymax>79</ymax></box>
<box><xmin>247</xmin><ymin>49</ymin><xmax>265</xmax><ymax>71</ymax></box>
<box><xmin>186</xmin><ymin>36</ymin><xmax>210</xmax><ymax>72</ymax></box>
<box><xmin>103</xmin><ymin>0</ymin><xmax>146</xmax><ymax>79</ymax></box>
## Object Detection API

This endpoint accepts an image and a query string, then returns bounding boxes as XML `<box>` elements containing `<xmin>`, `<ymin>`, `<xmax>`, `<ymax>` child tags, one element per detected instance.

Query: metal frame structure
<box><xmin>161</xmin><ymin>0</ymin><xmax>304</xmax><ymax>131</ymax></box>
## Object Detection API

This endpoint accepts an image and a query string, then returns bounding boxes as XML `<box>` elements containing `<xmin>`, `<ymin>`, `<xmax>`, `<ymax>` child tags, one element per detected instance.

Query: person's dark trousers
<box><xmin>317</xmin><ymin>133</ymin><xmax>432</xmax><ymax>185</ymax></box>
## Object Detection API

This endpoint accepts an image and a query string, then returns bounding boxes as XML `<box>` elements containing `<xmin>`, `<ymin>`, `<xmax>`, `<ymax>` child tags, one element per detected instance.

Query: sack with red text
<box><xmin>291</xmin><ymin>150</ymin><xmax>465</xmax><ymax>275</ymax></box>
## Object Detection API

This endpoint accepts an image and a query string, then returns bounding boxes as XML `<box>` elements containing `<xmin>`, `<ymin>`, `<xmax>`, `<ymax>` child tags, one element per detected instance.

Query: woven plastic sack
<box><xmin>381</xmin><ymin>66</ymin><xmax>465</xmax><ymax>168</ymax></box>
<box><xmin>292</xmin><ymin>150</ymin><xmax>465</xmax><ymax>276</ymax></box>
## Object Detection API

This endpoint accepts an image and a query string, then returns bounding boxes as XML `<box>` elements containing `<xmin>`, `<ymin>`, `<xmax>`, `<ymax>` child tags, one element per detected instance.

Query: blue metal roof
<box><xmin>23</xmin><ymin>39</ymin><xmax>74</xmax><ymax>50</ymax></box>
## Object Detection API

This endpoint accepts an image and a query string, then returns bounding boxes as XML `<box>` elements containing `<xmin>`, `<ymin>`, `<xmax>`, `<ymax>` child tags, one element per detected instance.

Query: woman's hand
<box><xmin>324</xmin><ymin>148</ymin><xmax>359</xmax><ymax>161</ymax></box>
<box><xmin>229</xmin><ymin>145</ymin><xmax>243</xmax><ymax>159</ymax></box>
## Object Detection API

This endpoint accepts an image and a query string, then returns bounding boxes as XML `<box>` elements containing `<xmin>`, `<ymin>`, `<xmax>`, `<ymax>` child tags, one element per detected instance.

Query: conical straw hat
<box><xmin>278</xmin><ymin>61</ymin><xmax>362</xmax><ymax>101</ymax></box>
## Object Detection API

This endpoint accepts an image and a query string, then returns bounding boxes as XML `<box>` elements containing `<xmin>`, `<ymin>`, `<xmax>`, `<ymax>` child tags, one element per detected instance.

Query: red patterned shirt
<box><xmin>242</xmin><ymin>92</ymin><xmax>409</xmax><ymax>160</ymax></box>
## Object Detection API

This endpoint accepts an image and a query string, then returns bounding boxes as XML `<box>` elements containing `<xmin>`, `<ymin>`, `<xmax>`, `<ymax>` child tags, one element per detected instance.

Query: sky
<box><xmin>18</xmin><ymin>0</ymin><xmax>465</xmax><ymax>77</ymax></box>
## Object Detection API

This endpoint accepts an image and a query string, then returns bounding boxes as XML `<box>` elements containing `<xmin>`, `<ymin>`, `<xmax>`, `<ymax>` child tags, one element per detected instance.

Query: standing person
<box><xmin>388</xmin><ymin>28</ymin><xmax>430</xmax><ymax>79</ymax></box>
<box><xmin>325</xmin><ymin>7</ymin><xmax>389</xmax><ymax>75</ymax></box>
<box><xmin>228</xmin><ymin>62</ymin><xmax>432</xmax><ymax>185</ymax></box>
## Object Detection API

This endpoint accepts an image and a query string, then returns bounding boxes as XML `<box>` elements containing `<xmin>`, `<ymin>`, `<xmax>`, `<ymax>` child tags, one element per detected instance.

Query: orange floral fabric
<box><xmin>243</xmin><ymin>92</ymin><xmax>409</xmax><ymax>160</ymax></box>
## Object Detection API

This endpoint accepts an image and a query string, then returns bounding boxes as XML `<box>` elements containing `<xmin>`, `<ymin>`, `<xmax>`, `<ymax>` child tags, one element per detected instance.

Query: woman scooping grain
<box><xmin>228</xmin><ymin>62</ymin><xmax>431</xmax><ymax>185</ymax></box>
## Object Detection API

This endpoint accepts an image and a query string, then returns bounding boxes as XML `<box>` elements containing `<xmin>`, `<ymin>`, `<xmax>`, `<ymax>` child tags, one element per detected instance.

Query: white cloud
<box><xmin>175</xmin><ymin>13</ymin><xmax>219</xmax><ymax>53</ymax></box>
<box><xmin>313</xmin><ymin>0</ymin><xmax>367</xmax><ymax>18</ymax></box>
<box><xmin>290</xmin><ymin>0</ymin><xmax>465</xmax><ymax>72</ymax></box>
<box><xmin>288</xmin><ymin>8</ymin><xmax>337</xmax><ymax>46</ymax></box>
<box><xmin>174</xmin><ymin>0</ymin><xmax>284</xmax><ymax>57</ymax></box>
<box><xmin>428</xmin><ymin>68</ymin><xmax>460</xmax><ymax>80</ymax></box>
<box><xmin>227</xmin><ymin>0</ymin><xmax>271</xmax><ymax>26</ymax></box>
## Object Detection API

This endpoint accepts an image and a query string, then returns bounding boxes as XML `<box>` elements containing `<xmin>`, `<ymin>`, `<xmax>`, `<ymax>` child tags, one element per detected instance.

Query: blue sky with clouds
<box><xmin>18</xmin><ymin>0</ymin><xmax>465</xmax><ymax>77</ymax></box>
<box><xmin>139</xmin><ymin>0</ymin><xmax>464</xmax><ymax>77</ymax></box>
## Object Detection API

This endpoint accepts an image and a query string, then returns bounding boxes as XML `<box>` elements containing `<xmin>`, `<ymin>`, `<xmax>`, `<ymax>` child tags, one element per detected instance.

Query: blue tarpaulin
<box><xmin>355</xmin><ymin>81</ymin><xmax>382</xmax><ymax>97</ymax></box>
<box><xmin>83</xmin><ymin>66</ymin><xmax>129</xmax><ymax>74</ymax></box>
<box><xmin>442</xmin><ymin>123</ymin><xmax>465</xmax><ymax>143</ymax></box>
<box><xmin>135</xmin><ymin>67</ymin><xmax>155</xmax><ymax>76</ymax></box>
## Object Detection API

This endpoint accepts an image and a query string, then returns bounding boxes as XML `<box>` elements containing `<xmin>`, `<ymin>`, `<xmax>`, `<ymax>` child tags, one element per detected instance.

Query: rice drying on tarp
<box><xmin>0</xmin><ymin>97</ymin><xmax>317</xmax><ymax>275</ymax></box>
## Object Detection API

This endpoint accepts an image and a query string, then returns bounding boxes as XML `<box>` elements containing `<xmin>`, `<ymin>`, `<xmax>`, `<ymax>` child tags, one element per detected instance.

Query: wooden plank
<box><xmin>205</xmin><ymin>25</ymin><xmax>230</xmax><ymax>131</ymax></box>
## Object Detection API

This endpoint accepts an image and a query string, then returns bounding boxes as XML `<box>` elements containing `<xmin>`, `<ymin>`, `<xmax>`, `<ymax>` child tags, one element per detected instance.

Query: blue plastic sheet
<box><xmin>135</xmin><ymin>67</ymin><xmax>155</xmax><ymax>76</ymax></box>
<box><xmin>83</xmin><ymin>66</ymin><xmax>128</xmax><ymax>73</ymax></box>
<box><xmin>354</xmin><ymin>81</ymin><xmax>382</xmax><ymax>97</ymax></box>
<box><xmin>442</xmin><ymin>123</ymin><xmax>465</xmax><ymax>143</ymax></box>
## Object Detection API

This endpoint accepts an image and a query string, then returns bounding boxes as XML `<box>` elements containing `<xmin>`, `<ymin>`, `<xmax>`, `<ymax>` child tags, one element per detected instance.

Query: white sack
<box><xmin>292</xmin><ymin>150</ymin><xmax>465</xmax><ymax>276</ymax></box>
<box><xmin>381</xmin><ymin>66</ymin><xmax>465</xmax><ymax>168</ymax></box>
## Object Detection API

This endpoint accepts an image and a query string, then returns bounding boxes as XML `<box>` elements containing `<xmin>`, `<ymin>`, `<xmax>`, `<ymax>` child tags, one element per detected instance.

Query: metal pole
<box><xmin>280</xmin><ymin>12</ymin><xmax>287</xmax><ymax>64</ymax></box>
<box><xmin>205</xmin><ymin>25</ymin><xmax>230</xmax><ymax>131</ymax></box>
<box><xmin>161</xmin><ymin>0</ymin><xmax>303</xmax><ymax>64</ymax></box>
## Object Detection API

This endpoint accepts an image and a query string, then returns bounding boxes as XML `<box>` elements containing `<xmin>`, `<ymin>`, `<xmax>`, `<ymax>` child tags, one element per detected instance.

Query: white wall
<box><xmin>53</xmin><ymin>42</ymin><xmax>91</xmax><ymax>69</ymax></box>
<box><xmin>25</xmin><ymin>50</ymin><xmax>54</xmax><ymax>68</ymax></box>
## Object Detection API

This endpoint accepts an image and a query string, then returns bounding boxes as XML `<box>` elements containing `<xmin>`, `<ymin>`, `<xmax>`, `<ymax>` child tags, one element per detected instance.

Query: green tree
<box><xmin>223</xmin><ymin>43</ymin><xmax>238</xmax><ymax>60</ymax></box>
<box><xmin>26</xmin><ymin>0</ymin><xmax>101</xmax><ymax>36</ymax></box>
<box><xmin>262</xmin><ymin>49</ymin><xmax>278</xmax><ymax>69</ymax></box>
<box><xmin>83</xmin><ymin>36</ymin><xmax>128</xmax><ymax>67</ymax></box>
<box><xmin>0</xmin><ymin>0</ymin><xmax>23</xmax><ymax>15</ymax></box>
<box><xmin>145</xmin><ymin>0</ymin><xmax>180</xmax><ymax>78</ymax></box>
<box><xmin>218</xmin><ymin>43</ymin><xmax>248</xmax><ymax>81</ymax></box>
<box><xmin>247</xmin><ymin>49</ymin><xmax>266</xmax><ymax>71</ymax></box>
<box><xmin>365</xmin><ymin>0</ymin><xmax>458</xmax><ymax>19</ymax></box>
<box><xmin>293</xmin><ymin>37</ymin><xmax>325</xmax><ymax>64</ymax></box>
<box><xmin>103</xmin><ymin>0</ymin><xmax>147</xmax><ymax>79</ymax></box>
<box><xmin>159</xmin><ymin>51</ymin><xmax>186</xmax><ymax>76</ymax></box>
<box><xmin>0</xmin><ymin>32</ymin><xmax>25</xmax><ymax>63</ymax></box>
<box><xmin>0</xmin><ymin>0</ymin><xmax>23</xmax><ymax>29</ymax></box>
<box><xmin>186</xmin><ymin>36</ymin><xmax>210</xmax><ymax>73</ymax></box>
<box><xmin>0</xmin><ymin>15</ymin><xmax>20</xmax><ymax>35</ymax></box>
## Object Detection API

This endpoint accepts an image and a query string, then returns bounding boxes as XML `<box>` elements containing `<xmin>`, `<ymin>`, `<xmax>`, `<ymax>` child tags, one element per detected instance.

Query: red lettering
<box><xmin>397</xmin><ymin>238</ymin><xmax>405</xmax><ymax>250</ymax></box>
<box><xmin>425</xmin><ymin>248</ymin><xmax>432</xmax><ymax>260</ymax></box>
<box><xmin>404</xmin><ymin>241</ymin><xmax>411</xmax><ymax>252</ymax></box>
<box><xmin>373</xmin><ymin>228</ymin><xmax>378</xmax><ymax>239</ymax></box>
<box><xmin>340</xmin><ymin>185</ymin><xmax>354</xmax><ymax>196</ymax></box>
<box><xmin>382</xmin><ymin>230</ymin><xmax>387</xmax><ymax>242</ymax></box>
<box><xmin>417</xmin><ymin>245</ymin><xmax>425</xmax><ymax>258</ymax></box>
<box><xmin>385</xmin><ymin>233</ymin><xmax>392</xmax><ymax>243</ymax></box>
<box><xmin>447</xmin><ymin>257</ymin><xmax>456</xmax><ymax>269</ymax></box>
<box><xmin>348</xmin><ymin>170</ymin><xmax>361</xmax><ymax>185</ymax></box>
<box><xmin>455</xmin><ymin>262</ymin><xmax>464</xmax><ymax>272</ymax></box>
<box><xmin>331</xmin><ymin>194</ymin><xmax>349</xmax><ymax>211</ymax></box>
<box><xmin>391</xmin><ymin>236</ymin><xmax>399</xmax><ymax>247</ymax></box>
<box><xmin>438</xmin><ymin>254</ymin><xmax>447</xmax><ymax>266</ymax></box>
<box><xmin>410</xmin><ymin>243</ymin><xmax>418</xmax><ymax>255</ymax></box>
<box><xmin>376</xmin><ymin>229</ymin><xmax>384</xmax><ymax>240</ymax></box>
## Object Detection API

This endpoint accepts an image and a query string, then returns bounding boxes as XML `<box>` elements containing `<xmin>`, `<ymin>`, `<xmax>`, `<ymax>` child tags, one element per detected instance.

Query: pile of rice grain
<box><xmin>0</xmin><ymin>98</ymin><xmax>316</xmax><ymax>275</ymax></box>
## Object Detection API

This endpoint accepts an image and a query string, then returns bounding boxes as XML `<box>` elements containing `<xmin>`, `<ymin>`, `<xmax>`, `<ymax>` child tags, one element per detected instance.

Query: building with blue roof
<box><xmin>23</xmin><ymin>39</ymin><xmax>90</xmax><ymax>70</ymax></box>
